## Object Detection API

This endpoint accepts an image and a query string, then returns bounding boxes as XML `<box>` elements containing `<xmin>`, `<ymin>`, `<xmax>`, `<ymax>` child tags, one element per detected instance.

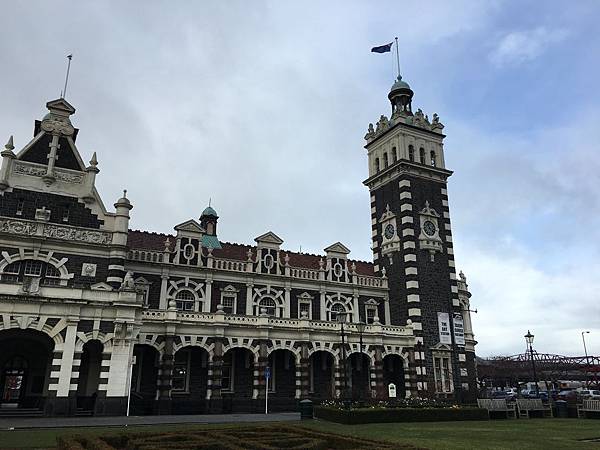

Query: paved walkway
<box><xmin>0</xmin><ymin>412</ymin><xmax>300</xmax><ymax>430</ymax></box>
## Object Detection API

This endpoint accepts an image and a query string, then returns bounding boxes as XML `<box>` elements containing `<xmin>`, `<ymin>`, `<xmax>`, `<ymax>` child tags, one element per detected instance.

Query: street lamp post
<box><xmin>582</xmin><ymin>331</ymin><xmax>590</xmax><ymax>387</ymax></box>
<box><xmin>337</xmin><ymin>312</ymin><xmax>349</xmax><ymax>406</ymax></box>
<box><xmin>524</xmin><ymin>330</ymin><xmax>538</xmax><ymax>396</ymax></box>
<box><xmin>356</xmin><ymin>321</ymin><xmax>366</xmax><ymax>403</ymax></box>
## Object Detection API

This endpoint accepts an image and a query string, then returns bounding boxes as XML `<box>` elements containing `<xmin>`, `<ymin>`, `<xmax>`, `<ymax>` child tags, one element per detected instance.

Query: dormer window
<box><xmin>419</xmin><ymin>147</ymin><xmax>426</xmax><ymax>164</ymax></box>
<box><xmin>430</xmin><ymin>151</ymin><xmax>436</xmax><ymax>167</ymax></box>
<box><xmin>408</xmin><ymin>145</ymin><xmax>415</xmax><ymax>162</ymax></box>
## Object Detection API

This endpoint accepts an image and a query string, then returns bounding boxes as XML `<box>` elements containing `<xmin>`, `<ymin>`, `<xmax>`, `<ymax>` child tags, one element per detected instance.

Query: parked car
<box><xmin>579</xmin><ymin>390</ymin><xmax>600</xmax><ymax>399</ymax></box>
<box><xmin>491</xmin><ymin>390</ymin><xmax>509</xmax><ymax>399</ymax></box>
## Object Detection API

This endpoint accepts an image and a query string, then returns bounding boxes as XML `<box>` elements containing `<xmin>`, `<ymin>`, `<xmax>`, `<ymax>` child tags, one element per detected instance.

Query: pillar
<box><xmin>208</xmin><ymin>339</ymin><xmax>223</xmax><ymax>413</ymax></box>
<box><xmin>47</xmin><ymin>322</ymin><xmax>77</xmax><ymax>415</ymax></box>
<box><xmin>373</xmin><ymin>346</ymin><xmax>385</xmax><ymax>399</ymax></box>
<box><xmin>156</xmin><ymin>335</ymin><xmax>174</xmax><ymax>414</ymax></box>
<box><xmin>299</xmin><ymin>343</ymin><xmax>310</xmax><ymax>399</ymax></box>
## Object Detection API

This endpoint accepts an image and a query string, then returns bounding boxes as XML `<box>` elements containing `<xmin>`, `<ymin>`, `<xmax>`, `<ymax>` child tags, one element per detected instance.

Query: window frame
<box><xmin>433</xmin><ymin>354</ymin><xmax>454</xmax><ymax>394</ymax></box>
<box><xmin>175</xmin><ymin>289</ymin><xmax>197</xmax><ymax>312</ymax></box>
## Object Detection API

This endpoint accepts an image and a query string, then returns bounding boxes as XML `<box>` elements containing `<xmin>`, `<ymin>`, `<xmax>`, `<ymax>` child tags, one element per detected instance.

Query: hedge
<box><xmin>314</xmin><ymin>406</ymin><xmax>489</xmax><ymax>424</ymax></box>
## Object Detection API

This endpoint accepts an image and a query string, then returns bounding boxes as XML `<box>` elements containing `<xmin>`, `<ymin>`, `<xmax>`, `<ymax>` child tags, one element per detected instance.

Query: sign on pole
<box><xmin>265</xmin><ymin>366</ymin><xmax>271</xmax><ymax>414</ymax></box>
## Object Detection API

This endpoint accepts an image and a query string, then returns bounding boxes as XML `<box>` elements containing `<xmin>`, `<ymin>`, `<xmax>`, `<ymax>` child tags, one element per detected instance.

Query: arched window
<box><xmin>430</xmin><ymin>151</ymin><xmax>436</xmax><ymax>167</ymax></box>
<box><xmin>259</xmin><ymin>297</ymin><xmax>277</xmax><ymax>316</ymax></box>
<box><xmin>330</xmin><ymin>303</ymin><xmax>347</xmax><ymax>322</ymax></box>
<box><xmin>408</xmin><ymin>145</ymin><xmax>415</xmax><ymax>162</ymax></box>
<box><xmin>1</xmin><ymin>259</ymin><xmax>62</xmax><ymax>286</ymax></box>
<box><xmin>392</xmin><ymin>147</ymin><xmax>397</xmax><ymax>163</ymax></box>
<box><xmin>175</xmin><ymin>289</ymin><xmax>196</xmax><ymax>311</ymax></box>
<box><xmin>383</xmin><ymin>152</ymin><xmax>388</xmax><ymax>168</ymax></box>
<box><xmin>419</xmin><ymin>147</ymin><xmax>426</xmax><ymax>164</ymax></box>
<box><xmin>375</xmin><ymin>158</ymin><xmax>380</xmax><ymax>173</ymax></box>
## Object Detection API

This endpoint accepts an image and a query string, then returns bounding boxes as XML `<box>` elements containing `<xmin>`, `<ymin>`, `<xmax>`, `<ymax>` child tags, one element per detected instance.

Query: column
<box><xmin>157</xmin><ymin>335</ymin><xmax>174</xmax><ymax>414</ymax></box>
<box><xmin>103</xmin><ymin>325</ymin><xmax>135</xmax><ymax>415</ymax></box>
<box><xmin>159</xmin><ymin>275</ymin><xmax>169</xmax><ymax>310</ymax></box>
<box><xmin>253</xmin><ymin>341</ymin><xmax>268</xmax><ymax>400</ymax></box>
<box><xmin>246</xmin><ymin>282</ymin><xmax>254</xmax><ymax>316</ymax></box>
<box><xmin>48</xmin><ymin>322</ymin><xmax>77</xmax><ymax>415</ymax></box>
<box><xmin>407</xmin><ymin>349</ymin><xmax>418</xmax><ymax>398</ymax></box>
<box><xmin>204</xmin><ymin>280</ymin><xmax>212</xmax><ymax>312</ymax></box>
<box><xmin>373</xmin><ymin>346</ymin><xmax>385</xmax><ymax>399</ymax></box>
<box><xmin>299</xmin><ymin>343</ymin><xmax>310</xmax><ymax>399</ymax></box>
<box><xmin>208</xmin><ymin>339</ymin><xmax>224</xmax><ymax>413</ymax></box>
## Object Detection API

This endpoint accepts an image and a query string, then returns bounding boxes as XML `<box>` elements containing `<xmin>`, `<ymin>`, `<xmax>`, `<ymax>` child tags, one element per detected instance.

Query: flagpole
<box><xmin>395</xmin><ymin>37</ymin><xmax>400</xmax><ymax>78</ymax></box>
<box><xmin>62</xmin><ymin>54</ymin><xmax>73</xmax><ymax>99</ymax></box>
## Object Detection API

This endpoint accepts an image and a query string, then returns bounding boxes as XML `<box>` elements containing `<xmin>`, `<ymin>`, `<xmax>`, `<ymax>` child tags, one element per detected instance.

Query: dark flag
<box><xmin>371</xmin><ymin>42</ymin><xmax>393</xmax><ymax>53</ymax></box>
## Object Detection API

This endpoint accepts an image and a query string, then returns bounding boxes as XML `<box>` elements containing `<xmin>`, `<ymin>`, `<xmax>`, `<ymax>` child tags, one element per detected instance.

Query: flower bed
<box><xmin>314</xmin><ymin>403</ymin><xmax>488</xmax><ymax>424</ymax></box>
<box><xmin>56</xmin><ymin>425</ymin><xmax>423</xmax><ymax>450</ymax></box>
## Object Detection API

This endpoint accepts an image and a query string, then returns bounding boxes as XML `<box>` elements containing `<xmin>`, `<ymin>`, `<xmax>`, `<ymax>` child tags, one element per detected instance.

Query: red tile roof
<box><xmin>127</xmin><ymin>230</ymin><xmax>375</xmax><ymax>276</ymax></box>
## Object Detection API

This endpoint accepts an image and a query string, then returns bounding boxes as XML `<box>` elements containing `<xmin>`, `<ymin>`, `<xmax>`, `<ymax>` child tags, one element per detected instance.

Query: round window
<box><xmin>183</xmin><ymin>244</ymin><xmax>195</xmax><ymax>259</ymax></box>
<box><xmin>264</xmin><ymin>254</ymin><xmax>274</xmax><ymax>269</ymax></box>
<box><xmin>333</xmin><ymin>263</ymin><xmax>343</xmax><ymax>277</ymax></box>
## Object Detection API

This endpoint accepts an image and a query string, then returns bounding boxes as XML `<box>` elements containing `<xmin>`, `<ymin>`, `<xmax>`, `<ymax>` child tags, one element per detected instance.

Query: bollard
<box><xmin>299</xmin><ymin>399</ymin><xmax>313</xmax><ymax>420</ymax></box>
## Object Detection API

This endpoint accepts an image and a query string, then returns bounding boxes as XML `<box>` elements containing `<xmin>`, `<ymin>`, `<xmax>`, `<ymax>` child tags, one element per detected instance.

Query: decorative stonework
<box><xmin>43</xmin><ymin>224</ymin><xmax>111</xmax><ymax>244</ymax></box>
<box><xmin>365</xmin><ymin>110</ymin><xmax>445</xmax><ymax>142</ymax></box>
<box><xmin>0</xmin><ymin>219</ymin><xmax>38</xmax><ymax>235</ymax></box>
<box><xmin>81</xmin><ymin>263</ymin><xmax>97</xmax><ymax>277</ymax></box>
<box><xmin>13</xmin><ymin>163</ymin><xmax>84</xmax><ymax>184</ymax></box>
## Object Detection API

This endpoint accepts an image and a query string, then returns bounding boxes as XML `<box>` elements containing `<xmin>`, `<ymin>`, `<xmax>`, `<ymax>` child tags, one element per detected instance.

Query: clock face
<box><xmin>423</xmin><ymin>220</ymin><xmax>436</xmax><ymax>237</ymax></box>
<box><xmin>384</xmin><ymin>223</ymin><xmax>395</xmax><ymax>239</ymax></box>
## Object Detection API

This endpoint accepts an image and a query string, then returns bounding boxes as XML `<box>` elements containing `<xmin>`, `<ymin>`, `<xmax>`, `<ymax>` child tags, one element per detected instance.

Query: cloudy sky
<box><xmin>1</xmin><ymin>1</ymin><xmax>599</xmax><ymax>357</ymax></box>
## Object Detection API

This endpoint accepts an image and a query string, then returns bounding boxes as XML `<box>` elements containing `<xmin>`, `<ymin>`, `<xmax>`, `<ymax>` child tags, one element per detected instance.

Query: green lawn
<box><xmin>303</xmin><ymin>419</ymin><xmax>600</xmax><ymax>450</ymax></box>
<box><xmin>0</xmin><ymin>419</ymin><xmax>599</xmax><ymax>449</ymax></box>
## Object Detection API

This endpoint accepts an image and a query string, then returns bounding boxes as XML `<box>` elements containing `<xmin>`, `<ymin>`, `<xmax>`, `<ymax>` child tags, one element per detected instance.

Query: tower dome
<box><xmin>388</xmin><ymin>75</ymin><xmax>414</xmax><ymax>116</ymax></box>
<box><xmin>201</xmin><ymin>206</ymin><xmax>218</xmax><ymax>218</ymax></box>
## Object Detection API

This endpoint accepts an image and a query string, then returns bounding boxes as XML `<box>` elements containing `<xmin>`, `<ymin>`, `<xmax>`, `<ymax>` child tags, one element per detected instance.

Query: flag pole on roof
<box><xmin>61</xmin><ymin>54</ymin><xmax>73</xmax><ymax>100</ymax></box>
<box><xmin>394</xmin><ymin>37</ymin><xmax>401</xmax><ymax>79</ymax></box>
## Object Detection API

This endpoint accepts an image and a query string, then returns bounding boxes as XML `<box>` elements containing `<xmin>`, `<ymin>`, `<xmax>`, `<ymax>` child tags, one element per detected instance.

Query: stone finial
<box><xmin>164</xmin><ymin>238</ymin><xmax>171</xmax><ymax>252</ymax></box>
<box><xmin>406</xmin><ymin>319</ymin><xmax>412</xmax><ymax>326</ymax></box>
<box><xmin>351</xmin><ymin>262</ymin><xmax>356</xmax><ymax>274</ymax></box>
<box><xmin>121</xmin><ymin>271</ymin><xmax>135</xmax><ymax>291</ymax></box>
<box><xmin>207</xmin><ymin>247</ymin><xmax>213</xmax><ymax>257</ymax></box>
<box><xmin>259</xmin><ymin>307</ymin><xmax>268</xmax><ymax>317</ymax></box>
<box><xmin>284</xmin><ymin>253</ymin><xmax>290</xmax><ymax>266</ymax></box>
<box><xmin>216</xmin><ymin>304</ymin><xmax>225</xmax><ymax>315</ymax></box>
<box><xmin>381</xmin><ymin>267</ymin><xmax>387</xmax><ymax>278</ymax></box>
<box><xmin>5</xmin><ymin>136</ymin><xmax>14</xmax><ymax>151</ymax></box>
<box><xmin>373</xmin><ymin>315</ymin><xmax>381</xmax><ymax>325</ymax></box>
<box><xmin>459</xmin><ymin>270</ymin><xmax>466</xmax><ymax>281</ymax></box>
<box><xmin>168</xmin><ymin>299</ymin><xmax>177</xmax><ymax>309</ymax></box>
<box><xmin>318</xmin><ymin>257</ymin><xmax>324</xmax><ymax>270</ymax></box>
<box><xmin>89</xmin><ymin>152</ymin><xmax>98</xmax><ymax>167</ymax></box>
<box><xmin>247</xmin><ymin>248</ymin><xmax>253</xmax><ymax>262</ymax></box>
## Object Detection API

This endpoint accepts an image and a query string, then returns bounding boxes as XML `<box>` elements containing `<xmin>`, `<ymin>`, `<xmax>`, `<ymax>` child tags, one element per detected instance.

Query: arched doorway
<box><xmin>221</xmin><ymin>348</ymin><xmax>255</xmax><ymax>413</ymax></box>
<box><xmin>268</xmin><ymin>349</ymin><xmax>297</xmax><ymax>411</ymax></box>
<box><xmin>0</xmin><ymin>329</ymin><xmax>54</xmax><ymax>411</ymax></box>
<box><xmin>383</xmin><ymin>354</ymin><xmax>406</xmax><ymax>399</ymax></box>
<box><xmin>130</xmin><ymin>344</ymin><xmax>159</xmax><ymax>415</ymax></box>
<box><xmin>348</xmin><ymin>353</ymin><xmax>370</xmax><ymax>402</ymax></box>
<box><xmin>309</xmin><ymin>351</ymin><xmax>334</xmax><ymax>400</ymax></box>
<box><xmin>172</xmin><ymin>346</ymin><xmax>210</xmax><ymax>414</ymax></box>
<box><xmin>76</xmin><ymin>340</ymin><xmax>103</xmax><ymax>413</ymax></box>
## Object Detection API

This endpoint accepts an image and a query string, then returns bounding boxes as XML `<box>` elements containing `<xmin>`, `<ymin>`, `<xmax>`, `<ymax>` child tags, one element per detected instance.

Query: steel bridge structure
<box><xmin>478</xmin><ymin>352</ymin><xmax>600</xmax><ymax>388</ymax></box>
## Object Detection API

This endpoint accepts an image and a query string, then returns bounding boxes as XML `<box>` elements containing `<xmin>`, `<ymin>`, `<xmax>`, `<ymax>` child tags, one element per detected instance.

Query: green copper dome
<box><xmin>390</xmin><ymin>75</ymin><xmax>411</xmax><ymax>92</ymax></box>
<box><xmin>201</xmin><ymin>206</ymin><xmax>218</xmax><ymax>218</ymax></box>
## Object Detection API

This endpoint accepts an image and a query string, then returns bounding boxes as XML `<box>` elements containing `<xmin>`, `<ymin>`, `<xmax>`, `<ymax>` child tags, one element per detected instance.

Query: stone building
<box><xmin>0</xmin><ymin>77</ymin><xmax>476</xmax><ymax>416</ymax></box>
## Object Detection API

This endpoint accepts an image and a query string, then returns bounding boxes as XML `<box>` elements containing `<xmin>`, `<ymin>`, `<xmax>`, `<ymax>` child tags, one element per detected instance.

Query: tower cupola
<box><xmin>388</xmin><ymin>75</ymin><xmax>413</xmax><ymax>115</ymax></box>
<box><xmin>199</xmin><ymin>203</ymin><xmax>221</xmax><ymax>249</ymax></box>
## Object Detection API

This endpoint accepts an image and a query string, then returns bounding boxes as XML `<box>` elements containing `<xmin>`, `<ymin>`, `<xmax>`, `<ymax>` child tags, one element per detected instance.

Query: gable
<box><xmin>254</xmin><ymin>231</ymin><xmax>283</xmax><ymax>245</ymax></box>
<box><xmin>324</xmin><ymin>242</ymin><xmax>351</xmax><ymax>255</ymax></box>
<box><xmin>19</xmin><ymin>133</ymin><xmax>84</xmax><ymax>171</ymax></box>
<box><xmin>174</xmin><ymin>219</ymin><xmax>205</xmax><ymax>234</ymax></box>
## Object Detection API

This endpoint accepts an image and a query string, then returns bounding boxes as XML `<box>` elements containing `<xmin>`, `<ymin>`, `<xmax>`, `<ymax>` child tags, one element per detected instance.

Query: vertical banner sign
<box><xmin>437</xmin><ymin>312</ymin><xmax>452</xmax><ymax>344</ymax></box>
<box><xmin>453</xmin><ymin>313</ymin><xmax>465</xmax><ymax>346</ymax></box>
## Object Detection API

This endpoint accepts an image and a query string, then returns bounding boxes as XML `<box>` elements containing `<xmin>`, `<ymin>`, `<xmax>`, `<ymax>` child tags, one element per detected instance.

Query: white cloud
<box><xmin>489</xmin><ymin>27</ymin><xmax>569</xmax><ymax>67</ymax></box>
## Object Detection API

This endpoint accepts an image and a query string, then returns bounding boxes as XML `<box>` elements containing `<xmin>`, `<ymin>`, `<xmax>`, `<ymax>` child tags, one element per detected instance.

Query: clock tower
<box><xmin>363</xmin><ymin>75</ymin><xmax>477</xmax><ymax>401</ymax></box>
